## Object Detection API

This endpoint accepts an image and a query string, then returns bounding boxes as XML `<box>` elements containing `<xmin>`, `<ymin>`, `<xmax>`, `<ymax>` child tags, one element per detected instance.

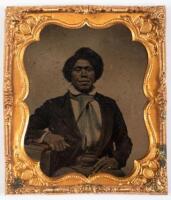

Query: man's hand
<box><xmin>93</xmin><ymin>156</ymin><xmax>119</xmax><ymax>172</ymax></box>
<box><xmin>43</xmin><ymin>131</ymin><xmax>70</xmax><ymax>151</ymax></box>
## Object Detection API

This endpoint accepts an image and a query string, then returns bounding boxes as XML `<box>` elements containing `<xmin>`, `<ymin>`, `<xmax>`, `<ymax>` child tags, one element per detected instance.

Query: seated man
<box><xmin>24</xmin><ymin>47</ymin><xmax>132</xmax><ymax>177</ymax></box>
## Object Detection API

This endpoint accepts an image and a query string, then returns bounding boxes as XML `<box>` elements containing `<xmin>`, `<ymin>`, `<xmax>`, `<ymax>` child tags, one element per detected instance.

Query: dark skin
<box><xmin>70</xmin><ymin>59</ymin><xmax>95</xmax><ymax>93</ymax></box>
<box><xmin>43</xmin><ymin>59</ymin><xmax>118</xmax><ymax>169</ymax></box>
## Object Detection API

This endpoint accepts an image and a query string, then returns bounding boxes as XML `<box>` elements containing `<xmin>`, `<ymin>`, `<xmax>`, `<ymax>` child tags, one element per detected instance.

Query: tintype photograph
<box><xmin>4</xmin><ymin>6</ymin><xmax>166</xmax><ymax>194</ymax></box>
<box><xmin>24</xmin><ymin>25</ymin><xmax>147</xmax><ymax>178</ymax></box>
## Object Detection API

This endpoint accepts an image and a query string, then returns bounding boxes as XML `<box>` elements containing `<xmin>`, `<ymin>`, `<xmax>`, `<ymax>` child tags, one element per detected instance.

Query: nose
<box><xmin>81</xmin><ymin>69</ymin><xmax>88</xmax><ymax>77</ymax></box>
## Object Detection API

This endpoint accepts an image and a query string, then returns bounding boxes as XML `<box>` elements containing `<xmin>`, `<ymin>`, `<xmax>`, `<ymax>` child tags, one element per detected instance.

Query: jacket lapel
<box><xmin>95</xmin><ymin>93</ymin><xmax>114</xmax><ymax>151</ymax></box>
<box><xmin>59</xmin><ymin>92</ymin><xmax>82</xmax><ymax>139</ymax></box>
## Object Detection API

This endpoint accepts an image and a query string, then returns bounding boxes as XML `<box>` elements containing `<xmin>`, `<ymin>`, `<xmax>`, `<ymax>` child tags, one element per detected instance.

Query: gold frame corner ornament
<box><xmin>4</xmin><ymin>5</ymin><xmax>167</xmax><ymax>194</ymax></box>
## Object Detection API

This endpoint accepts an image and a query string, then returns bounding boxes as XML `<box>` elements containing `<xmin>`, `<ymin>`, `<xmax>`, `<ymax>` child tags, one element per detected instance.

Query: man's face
<box><xmin>71</xmin><ymin>59</ymin><xmax>95</xmax><ymax>93</ymax></box>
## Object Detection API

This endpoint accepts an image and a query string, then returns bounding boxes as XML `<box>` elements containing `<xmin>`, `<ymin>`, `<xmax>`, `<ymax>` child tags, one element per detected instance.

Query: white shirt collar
<box><xmin>68</xmin><ymin>84</ymin><xmax>97</xmax><ymax>96</ymax></box>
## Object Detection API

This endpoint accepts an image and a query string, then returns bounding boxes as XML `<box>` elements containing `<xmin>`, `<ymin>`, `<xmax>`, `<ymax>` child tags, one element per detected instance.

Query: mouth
<box><xmin>78</xmin><ymin>80</ymin><xmax>90</xmax><ymax>83</ymax></box>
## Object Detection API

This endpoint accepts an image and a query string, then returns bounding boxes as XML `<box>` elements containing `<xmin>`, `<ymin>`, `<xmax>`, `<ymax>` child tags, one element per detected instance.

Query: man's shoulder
<box><xmin>41</xmin><ymin>93</ymin><xmax>68</xmax><ymax>107</ymax></box>
<box><xmin>95</xmin><ymin>92</ymin><xmax>116</xmax><ymax>104</ymax></box>
<box><xmin>96</xmin><ymin>93</ymin><xmax>121</xmax><ymax>113</ymax></box>
<box><xmin>47</xmin><ymin>94</ymin><xmax>66</xmax><ymax>102</ymax></box>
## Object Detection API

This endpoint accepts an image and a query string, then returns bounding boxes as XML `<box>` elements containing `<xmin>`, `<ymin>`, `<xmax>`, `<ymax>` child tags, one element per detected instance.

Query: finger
<box><xmin>54</xmin><ymin>144</ymin><xmax>60</xmax><ymax>151</ymax></box>
<box><xmin>93</xmin><ymin>157</ymin><xmax>111</xmax><ymax>172</ymax></box>
<box><xmin>93</xmin><ymin>157</ymin><xmax>106</xmax><ymax>169</ymax></box>
<box><xmin>100</xmin><ymin>162</ymin><xmax>113</xmax><ymax>170</ymax></box>
<box><xmin>49</xmin><ymin>144</ymin><xmax>55</xmax><ymax>150</ymax></box>
<box><xmin>98</xmin><ymin>159</ymin><xmax>118</xmax><ymax>170</ymax></box>
<box><xmin>93</xmin><ymin>162</ymin><xmax>106</xmax><ymax>172</ymax></box>
<box><xmin>81</xmin><ymin>157</ymin><xmax>93</xmax><ymax>163</ymax></box>
<box><xmin>63</xmin><ymin>141</ymin><xmax>70</xmax><ymax>148</ymax></box>
<box><xmin>59</xmin><ymin>143</ymin><xmax>65</xmax><ymax>151</ymax></box>
<box><xmin>60</xmin><ymin>143</ymin><xmax>66</xmax><ymax>150</ymax></box>
<box><xmin>100</xmin><ymin>162</ymin><xmax>117</xmax><ymax>170</ymax></box>
<box><xmin>81</xmin><ymin>155</ymin><xmax>97</xmax><ymax>162</ymax></box>
<box><xmin>83</xmin><ymin>154</ymin><xmax>97</xmax><ymax>159</ymax></box>
<box><xmin>53</xmin><ymin>142</ymin><xmax>61</xmax><ymax>151</ymax></box>
<box><xmin>58</xmin><ymin>143</ymin><xmax>62</xmax><ymax>151</ymax></box>
<box><xmin>53</xmin><ymin>140</ymin><xmax>66</xmax><ymax>149</ymax></box>
<box><xmin>105</xmin><ymin>158</ymin><xmax>118</xmax><ymax>166</ymax></box>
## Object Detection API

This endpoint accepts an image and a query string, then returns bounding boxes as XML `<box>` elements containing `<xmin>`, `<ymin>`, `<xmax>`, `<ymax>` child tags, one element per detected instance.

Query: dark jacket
<box><xmin>25</xmin><ymin>92</ymin><xmax>132</xmax><ymax>176</ymax></box>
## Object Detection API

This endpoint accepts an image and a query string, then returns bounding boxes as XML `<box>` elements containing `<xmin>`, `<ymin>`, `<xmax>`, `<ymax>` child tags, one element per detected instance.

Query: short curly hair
<box><xmin>63</xmin><ymin>47</ymin><xmax>104</xmax><ymax>82</ymax></box>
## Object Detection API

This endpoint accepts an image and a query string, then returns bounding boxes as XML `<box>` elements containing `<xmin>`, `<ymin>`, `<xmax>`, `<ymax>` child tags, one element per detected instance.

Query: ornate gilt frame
<box><xmin>4</xmin><ymin>5</ymin><xmax>167</xmax><ymax>194</ymax></box>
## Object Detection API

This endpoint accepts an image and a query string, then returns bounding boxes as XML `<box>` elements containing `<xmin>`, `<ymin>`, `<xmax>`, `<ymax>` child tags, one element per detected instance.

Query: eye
<box><xmin>73</xmin><ymin>67</ymin><xmax>81</xmax><ymax>72</ymax></box>
<box><xmin>86</xmin><ymin>66</ymin><xmax>94</xmax><ymax>71</ymax></box>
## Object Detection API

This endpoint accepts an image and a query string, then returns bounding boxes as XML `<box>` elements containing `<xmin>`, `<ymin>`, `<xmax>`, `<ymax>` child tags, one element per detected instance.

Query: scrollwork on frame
<box><xmin>4</xmin><ymin>6</ymin><xmax>167</xmax><ymax>194</ymax></box>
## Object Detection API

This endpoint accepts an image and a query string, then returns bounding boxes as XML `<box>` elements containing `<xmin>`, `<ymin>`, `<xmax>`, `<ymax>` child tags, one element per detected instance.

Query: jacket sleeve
<box><xmin>24</xmin><ymin>100</ymin><xmax>51</xmax><ymax>144</ymax></box>
<box><xmin>112</xmin><ymin>101</ymin><xmax>133</xmax><ymax>168</ymax></box>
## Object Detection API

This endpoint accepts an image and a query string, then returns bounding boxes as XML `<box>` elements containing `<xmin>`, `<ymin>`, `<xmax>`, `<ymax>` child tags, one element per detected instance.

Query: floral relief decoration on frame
<box><xmin>4</xmin><ymin>6</ymin><xmax>167</xmax><ymax>194</ymax></box>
